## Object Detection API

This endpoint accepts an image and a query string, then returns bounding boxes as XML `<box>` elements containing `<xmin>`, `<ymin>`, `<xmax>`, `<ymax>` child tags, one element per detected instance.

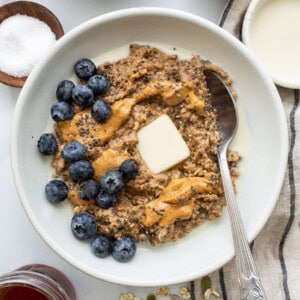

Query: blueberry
<box><xmin>56</xmin><ymin>80</ymin><xmax>75</xmax><ymax>103</ymax></box>
<box><xmin>45</xmin><ymin>180</ymin><xmax>68</xmax><ymax>204</ymax></box>
<box><xmin>72</xmin><ymin>85</ymin><xmax>94</xmax><ymax>107</ymax></box>
<box><xmin>119</xmin><ymin>159</ymin><xmax>139</xmax><ymax>180</ymax></box>
<box><xmin>91</xmin><ymin>235</ymin><xmax>112</xmax><ymax>258</ymax></box>
<box><xmin>91</xmin><ymin>99</ymin><xmax>111</xmax><ymax>123</ymax></box>
<box><xmin>51</xmin><ymin>101</ymin><xmax>74</xmax><ymax>122</ymax></box>
<box><xmin>61</xmin><ymin>141</ymin><xmax>86</xmax><ymax>163</ymax></box>
<box><xmin>78</xmin><ymin>179</ymin><xmax>100</xmax><ymax>200</ymax></box>
<box><xmin>95</xmin><ymin>189</ymin><xmax>117</xmax><ymax>209</ymax></box>
<box><xmin>87</xmin><ymin>75</ymin><xmax>110</xmax><ymax>95</ymax></box>
<box><xmin>112</xmin><ymin>237</ymin><xmax>137</xmax><ymax>262</ymax></box>
<box><xmin>69</xmin><ymin>160</ymin><xmax>94</xmax><ymax>182</ymax></box>
<box><xmin>71</xmin><ymin>212</ymin><xmax>97</xmax><ymax>240</ymax></box>
<box><xmin>74</xmin><ymin>58</ymin><xmax>96</xmax><ymax>80</ymax></box>
<box><xmin>37</xmin><ymin>133</ymin><xmax>57</xmax><ymax>155</ymax></box>
<box><xmin>100</xmin><ymin>170</ymin><xmax>124</xmax><ymax>194</ymax></box>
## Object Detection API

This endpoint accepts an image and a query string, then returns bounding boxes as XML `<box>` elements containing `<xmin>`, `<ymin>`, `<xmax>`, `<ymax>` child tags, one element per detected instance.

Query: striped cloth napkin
<box><xmin>192</xmin><ymin>0</ymin><xmax>300</xmax><ymax>299</ymax></box>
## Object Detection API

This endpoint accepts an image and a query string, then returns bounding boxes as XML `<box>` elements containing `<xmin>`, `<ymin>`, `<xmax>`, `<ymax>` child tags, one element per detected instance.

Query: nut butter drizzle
<box><xmin>144</xmin><ymin>176</ymin><xmax>222</xmax><ymax>227</ymax></box>
<box><xmin>57</xmin><ymin>79</ymin><xmax>221</xmax><ymax>227</ymax></box>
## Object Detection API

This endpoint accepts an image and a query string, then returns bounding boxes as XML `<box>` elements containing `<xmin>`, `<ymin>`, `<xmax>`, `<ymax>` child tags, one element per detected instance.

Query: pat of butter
<box><xmin>137</xmin><ymin>114</ymin><xmax>190</xmax><ymax>174</ymax></box>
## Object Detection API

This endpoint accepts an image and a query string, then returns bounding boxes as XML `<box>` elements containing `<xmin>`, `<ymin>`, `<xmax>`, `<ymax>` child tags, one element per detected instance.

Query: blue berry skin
<box><xmin>100</xmin><ymin>170</ymin><xmax>124</xmax><ymax>195</ymax></box>
<box><xmin>87</xmin><ymin>75</ymin><xmax>110</xmax><ymax>95</ymax></box>
<box><xmin>119</xmin><ymin>159</ymin><xmax>139</xmax><ymax>180</ymax></box>
<box><xmin>45</xmin><ymin>180</ymin><xmax>68</xmax><ymax>204</ymax></box>
<box><xmin>74</xmin><ymin>58</ymin><xmax>96</xmax><ymax>80</ymax></box>
<box><xmin>91</xmin><ymin>99</ymin><xmax>111</xmax><ymax>123</ymax></box>
<box><xmin>72</xmin><ymin>85</ymin><xmax>94</xmax><ymax>107</ymax></box>
<box><xmin>71</xmin><ymin>212</ymin><xmax>97</xmax><ymax>240</ymax></box>
<box><xmin>95</xmin><ymin>189</ymin><xmax>117</xmax><ymax>209</ymax></box>
<box><xmin>91</xmin><ymin>235</ymin><xmax>112</xmax><ymax>258</ymax></box>
<box><xmin>56</xmin><ymin>80</ymin><xmax>75</xmax><ymax>103</ymax></box>
<box><xmin>37</xmin><ymin>133</ymin><xmax>57</xmax><ymax>155</ymax></box>
<box><xmin>69</xmin><ymin>160</ymin><xmax>94</xmax><ymax>182</ymax></box>
<box><xmin>61</xmin><ymin>141</ymin><xmax>86</xmax><ymax>163</ymax></box>
<box><xmin>51</xmin><ymin>101</ymin><xmax>74</xmax><ymax>122</ymax></box>
<box><xmin>112</xmin><ymin>237</ymin><xmax>137</xmax><ymax>262</ymax></box>
<box><xmin>78</xmin><ymin>179</ymin><xmax>100</xmax><ymax>200</ymax></box>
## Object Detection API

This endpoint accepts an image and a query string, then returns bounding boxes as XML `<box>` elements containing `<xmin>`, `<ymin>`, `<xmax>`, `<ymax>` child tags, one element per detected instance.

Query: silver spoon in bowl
<box><xmin>205</xmin><ymin>70</ymin><xmax>267</xmax><ymax>300</ymax></box>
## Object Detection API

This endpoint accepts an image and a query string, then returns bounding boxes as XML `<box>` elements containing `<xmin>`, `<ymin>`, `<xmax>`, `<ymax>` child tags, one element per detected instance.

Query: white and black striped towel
<box><xmin>192</xmin><ymin>0</ymin><xmax>300</xmax><ymax>299</ymax></box>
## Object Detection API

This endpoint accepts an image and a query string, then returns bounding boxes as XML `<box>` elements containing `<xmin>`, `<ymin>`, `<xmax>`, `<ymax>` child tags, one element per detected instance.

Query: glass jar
<box><xmin>0</xmin><ymin>264</ymin><xmax>76</xmax><ymax>300</ymax></box>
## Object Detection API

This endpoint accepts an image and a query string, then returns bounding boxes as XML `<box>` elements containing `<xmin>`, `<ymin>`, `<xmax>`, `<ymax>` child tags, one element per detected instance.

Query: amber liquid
<box><xmin>0</xmin><ymin>285</ymin><xmax>49</xmax><ymax>300</ymax></box>
<box><xmin>0</xmin><ymin>264</ymin><xmax>76</xmax><ymax>300</ymax></box>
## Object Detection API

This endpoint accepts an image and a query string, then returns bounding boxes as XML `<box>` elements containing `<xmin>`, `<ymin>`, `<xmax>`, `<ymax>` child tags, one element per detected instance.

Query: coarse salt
<box><xmin>0</xmin><ymin>14</ymin><xmax>56</xmax><ymax>77</ymax></box>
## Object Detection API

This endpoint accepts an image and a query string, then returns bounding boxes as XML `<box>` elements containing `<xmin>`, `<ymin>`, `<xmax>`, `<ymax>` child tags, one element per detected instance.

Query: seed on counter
<box><xmin>156</xmin><ymin>286</ymin><xmax>169</xmax><ymax>297</ymax></box>
<box><xmin>179</xmin><ymin>286</ymin><xmax>191</xmax><ymax>299</ymax></box>
<box><xmin>119</xmin><ymin>293</ymin><xmax>136</xmax><ymax>300</ymax></box>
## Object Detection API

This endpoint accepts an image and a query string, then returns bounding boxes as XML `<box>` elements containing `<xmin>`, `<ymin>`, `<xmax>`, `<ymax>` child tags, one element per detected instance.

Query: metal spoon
<box><xmin>205</xmin><ymin>70</ymin><xmax>267</xmax><ymax>300</ymax></box>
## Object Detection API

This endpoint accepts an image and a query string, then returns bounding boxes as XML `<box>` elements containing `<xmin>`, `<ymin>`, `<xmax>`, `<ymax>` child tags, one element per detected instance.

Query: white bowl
<box><xmin>11</xmin><ymin>8</ymin><xmax>288</xmax><ymax>286</ymax></box>
<box><xmin>242</xmin><ymin>0</ymin><xmax>300</xmax><ymax>88</ymax></box>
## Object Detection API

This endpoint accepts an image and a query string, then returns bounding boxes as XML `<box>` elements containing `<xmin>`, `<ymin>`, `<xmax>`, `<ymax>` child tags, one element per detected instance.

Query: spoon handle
<box><xmin>218</xmin><ymin>150</ymin><xmax>268</xmax><ymax>300</ymax></box>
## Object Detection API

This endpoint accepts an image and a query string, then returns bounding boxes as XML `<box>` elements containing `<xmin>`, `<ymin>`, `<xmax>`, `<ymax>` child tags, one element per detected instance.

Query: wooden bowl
<box><xmin>0</xmin><ymin>1</ymin><xmax>64</xmax><ymax>88</ymax></box>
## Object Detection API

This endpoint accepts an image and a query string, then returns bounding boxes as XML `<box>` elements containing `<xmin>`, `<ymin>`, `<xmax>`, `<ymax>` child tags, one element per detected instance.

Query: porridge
<box><xmin>38</xmin><ymin>44</ymin><xmax>240</xmax><ymax>259</ymax></box>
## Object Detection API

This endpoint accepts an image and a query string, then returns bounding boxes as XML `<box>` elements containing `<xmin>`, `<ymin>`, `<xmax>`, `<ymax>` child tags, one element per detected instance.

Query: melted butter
<box><xmin>92</xmin><ymin>148</ymin><xmax>129</xmax><ymax>180</ymax></box>
<box><xmin>144</xmin><ymin>177</ymin><xmax>222</xmax><ymax>227</ymax></box>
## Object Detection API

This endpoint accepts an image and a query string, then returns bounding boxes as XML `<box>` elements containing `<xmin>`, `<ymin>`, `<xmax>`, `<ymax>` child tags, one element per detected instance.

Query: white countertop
<box><xmin>0</xmin><ymin>1</ymin><xmax>228</xmax><ymax>299</ymax></box>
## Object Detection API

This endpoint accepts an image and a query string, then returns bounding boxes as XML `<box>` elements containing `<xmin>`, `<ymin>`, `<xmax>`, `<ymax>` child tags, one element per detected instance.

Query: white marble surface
<box><xmin>0</xmin><ymin>1</ymin><xmax>228</xmax><ymax>299</ymax></box>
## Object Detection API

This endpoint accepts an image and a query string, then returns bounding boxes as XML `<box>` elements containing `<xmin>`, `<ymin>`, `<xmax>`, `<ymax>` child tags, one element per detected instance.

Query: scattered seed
<box><xmin>146</xmin><ymin>294</ymin><xmax>156</xmax><ymax>300</ymax></box>
<box><xmin>170</xmin><ymin>294</ymin><xmax>180</xmax><ymax>300</ymax></box>
<box><xmin>201</xmin><ymin>276</ymin><xmax>212</xmax><ymax>296</ymax></box>
<box><xmin>179</xmin><ymin>286</ymin><xmax>191</xmax><ymax>299</ymax></box>
<box><xmin>120</xmin><ymin>292</ymin><xmax>135</xmax><ymax>300</ymax></box>
<box><xmin>156</xmin><ymin>286</ymin><xmax>169</xmax><ymax>297</ymax></box>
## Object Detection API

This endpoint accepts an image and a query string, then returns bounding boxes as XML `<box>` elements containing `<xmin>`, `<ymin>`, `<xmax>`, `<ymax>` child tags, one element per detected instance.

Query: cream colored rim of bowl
<box><xmin>11</xmin><ymin>7</ymin><xmax>288</xmax><ymax>286</ymax></box>
<box><xmin>242</xmin><ymin>0</ymin><xmax>300</xmax><ymax>89</ymax></box>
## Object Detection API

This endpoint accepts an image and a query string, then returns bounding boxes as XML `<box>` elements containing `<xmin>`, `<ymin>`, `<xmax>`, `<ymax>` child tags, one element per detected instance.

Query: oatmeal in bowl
<box><xmin>38</xmin><ymin>44</ymin><xmax>240</xmax><ymax>261</ymax></box>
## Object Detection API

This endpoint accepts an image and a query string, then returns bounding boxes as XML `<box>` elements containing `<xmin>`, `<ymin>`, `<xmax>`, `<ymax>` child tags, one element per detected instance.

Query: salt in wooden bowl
<box><xmin>0</xmin><ymin>1</ymin><xmax>64</xmax><ymax>88</ymax></box>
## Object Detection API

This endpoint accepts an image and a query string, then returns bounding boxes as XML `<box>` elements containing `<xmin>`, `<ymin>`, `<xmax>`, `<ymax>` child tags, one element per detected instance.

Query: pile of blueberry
<box><xmin>37</xmin><ymin>58</ymin><xmax>139</xmax><ymax>262</ymax></box>
<box><xmin>51</xmin><ymin>58</ymin><xmax>112</xmax><ymax>123</ymax></box>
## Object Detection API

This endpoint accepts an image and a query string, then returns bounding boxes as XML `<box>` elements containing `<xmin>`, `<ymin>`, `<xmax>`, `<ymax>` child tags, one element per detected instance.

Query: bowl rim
<box><xmin>242</xmin><ymin>0</ymin><xmax>300</xmax><ymax>89</ymax></box>
<box><xmin>11</xmin><ymin>7</ymin><xmax>289</xmax><ymax>286</ymax></box>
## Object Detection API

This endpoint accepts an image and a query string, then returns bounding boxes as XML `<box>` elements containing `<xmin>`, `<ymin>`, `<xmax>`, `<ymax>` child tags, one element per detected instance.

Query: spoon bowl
<box><xmin>205</xmin><ymin>70</ymin><xmax>238</xmax><ymax>148</ymax></box>
<box><xmin>0</xmin><ymin>1</ymin><xmax>64</xmax><ymax>88</ymax></box>
<box><xmin>206</xmin><ymin>70</ymin><xmax>268</xmax><ymax>300</ymax></box>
